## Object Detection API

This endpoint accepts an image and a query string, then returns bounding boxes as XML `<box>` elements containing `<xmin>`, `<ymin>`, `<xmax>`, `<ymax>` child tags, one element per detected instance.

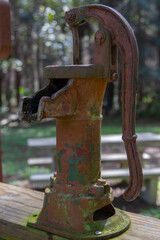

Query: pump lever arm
<box><xmin>65</xmin><ymin>4</ymin><xmax>143</xmax><ymax>201</ymax></box>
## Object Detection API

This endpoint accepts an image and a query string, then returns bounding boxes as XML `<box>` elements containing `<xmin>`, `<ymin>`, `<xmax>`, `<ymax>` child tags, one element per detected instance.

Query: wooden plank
<box><xmin>101</xmin><ymin>132</ymin><xmax>160</xmax><ymax>145</ymax></box>
<box><xmin>0</xmin><ymin>183</ymin><xmax>160</xmax><ymax>240</ymax></box>
<box><xmin>27</xmin><ymin>138</ymin><xmax>56</xmax><ymax>147</ymax></box>
<box><xmin>102</xmin><ymin>168</ymin><xmax>160</xmax><ymax>179</ymax></box>
<box><xmin>101</xmin><ymin>153</ymin><xmax>127</xmax><ymax>162</ymax></box>
<box><xmin>0</xmin><ymin>183</ymin><xmax>65</xmax><ymax>240</ymax></box>
<box><xmin>101</xmin><ymin>153</ymin><xmax>151</xmax><ymax>162</ymax></box>
<box><xmin>27</xmin><ymin>157</ymin><xmax>53</xmax><ymax>166</ymax></box>
<box><xmin>29</xmin><ymin>172</ymin><xmax>53</xmax><ymax>184</ymax></box>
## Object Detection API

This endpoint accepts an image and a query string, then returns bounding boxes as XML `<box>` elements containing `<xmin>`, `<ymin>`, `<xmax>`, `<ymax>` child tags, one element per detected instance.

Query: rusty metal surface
<box><xmin>0</xmin><ymin>0</ymin><xmax>11</xmax><ymax>59</ymax></box>
<box><xmin>19</xmin><ymin>4</ymin><xmax>142</xmax><ymax>239</ymax></box>
<box><xmin>44</xmin><ymin>64</ymin><xmax>106</xmax><ymax>79</ymax></box>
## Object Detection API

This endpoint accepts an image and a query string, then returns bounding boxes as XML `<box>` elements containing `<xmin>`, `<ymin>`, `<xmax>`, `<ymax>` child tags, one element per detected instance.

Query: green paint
<box><xmin>66</xmin><ymin>142</ymin><xmax>87</xmax><ymax>183</ymax></box>
<box><xmin>43</xmin><ymin>211</ymin><xmax>48</xmax><ymax>218</ymax></box>
<box><xmin>72</xmin><ymin>198</ymin><xmax>79</xmax><ymax>205</ymax></box>
<box><xmin>57</xmin><ymin>193</ymin><xmax>72</xmax><ymax>198</ymax></box>
<box><xmin>89</xmin><ymin>102</ymin><xmax>96</xmax><ymax>115</ymax></box>
<box><xmin>27</xmin><ymin>210</ymin><xmax>41</xmax><ymax>224</ymax></box>
<box><xmin>43</xmin><ymin>195</ymin><xmax>48</xmax><ymax>208</ymax></box>
<box><xmin>80</xmin><ymin>6</ymin><xmax>85</xmax><ymax>12</ymax></box>
<box><xmin>57</xmin><ymin>150</ymin><xmax>64</xmax><ymax>174</ymax></box>
<box><xmin>91</xmin><ymin>114</ymin><xmax>96</xmax><ymax>119</ymax></box>
<box><xmin>67</xmin><ymin>155</ymin><xmax>86</xmax><ymax>183</ymax></box>
<box><xmin>75</xmin><ymin>16</ymin><xmax>86</xmax><ymax>25</ymax></box>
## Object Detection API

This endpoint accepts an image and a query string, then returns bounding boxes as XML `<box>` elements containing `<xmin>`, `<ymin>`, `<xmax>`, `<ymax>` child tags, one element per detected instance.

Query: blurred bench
<box><xmin>29</xmin><ymin>167</ymin><xmax>160</xmax><ymax>205</ymax></box>
<box><xmin>101</xmin><ymin>152</ymin><xmax>151</xmax><ymax>168</ymax></box>
<box><xmin>27</xmin><ymin>132</ymin><xmax>160</xmax><ymax>204</ymax></box>
<box><xmin>27</xmin><ymin>138</ymin><xmax>56</xmax><ymax>176</ymax></box>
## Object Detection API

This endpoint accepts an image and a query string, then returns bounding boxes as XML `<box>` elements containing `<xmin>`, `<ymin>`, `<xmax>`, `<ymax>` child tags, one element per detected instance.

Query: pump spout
<box><xmin>18</xmin><ymin>64</ymin><xmax>107</xmax><ymax>122</ymax></box>
<box><xmin>19</xmin><ymin>78</ymin><xmax>69</xmax><ymax>122</ymax></box>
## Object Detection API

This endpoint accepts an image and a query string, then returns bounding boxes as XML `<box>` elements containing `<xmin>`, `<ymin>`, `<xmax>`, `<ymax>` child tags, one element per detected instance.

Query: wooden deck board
<box><xmin>0</xmin><ymin>183</ymin><xmax>160</xmax><ymax>240</ymax></box>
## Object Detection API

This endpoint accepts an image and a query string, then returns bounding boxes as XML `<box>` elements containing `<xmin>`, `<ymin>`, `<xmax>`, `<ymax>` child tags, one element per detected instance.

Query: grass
<box><xmin>1</xmin><ymin>121</ymin><xmax>56</xmax><ymax>178</ymax></box>
<box><xmin>140</xmin><ymin>207</ymin><xmax>160</xmax><ymax>219</ymax></box>
<box><xmin>2</xmin><ymin>117</ymin><xmax>160</xmax><ymax>179</ymax></box>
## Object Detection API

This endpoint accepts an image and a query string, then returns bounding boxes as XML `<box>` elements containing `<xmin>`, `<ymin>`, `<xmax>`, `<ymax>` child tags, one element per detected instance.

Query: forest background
<box><xmin>1</xmin><ymin>0</ymin><xmax>160</xmax><ymax>118</ymax></box>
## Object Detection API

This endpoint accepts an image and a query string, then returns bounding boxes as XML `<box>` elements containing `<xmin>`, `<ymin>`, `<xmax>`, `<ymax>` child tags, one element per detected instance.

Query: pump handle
<box><xmin>65</xmin><ymin>4</ymin><xmax>143</xmax><ymax>201</ymax></box>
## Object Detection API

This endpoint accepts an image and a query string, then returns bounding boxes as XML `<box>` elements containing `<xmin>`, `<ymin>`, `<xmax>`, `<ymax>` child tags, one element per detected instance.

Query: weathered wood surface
<box><xmin>0</xmin><ymin>183</ymin><xmax>160</xmax><ymax>240</ymax></box>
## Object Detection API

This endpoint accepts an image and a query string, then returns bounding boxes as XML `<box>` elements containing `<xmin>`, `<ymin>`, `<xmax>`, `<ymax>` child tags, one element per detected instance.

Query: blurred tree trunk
<box><xmin>78</xmin><ymin>23</ymin><xmax>93</xmax><ymax>64</ymax></box>
<box><xmin>0</xmin><ymin>71</ymin><xmax>3</xmax><ymax>107</ymax></box>
<box><xmin>11</xmin><ymin>0</ymin><xmax>21</xmax><ymax>106</ymax></box>
<box><xmin>15</xmin><ymin>71</ymin><xmax>21</xmax><ymax>104</ymax></box>
<box><xmin>157</xmin><ymin>2</ymin><xmax>160</xmax><ymax>85</ymax></box>
<box><xmin>98</xmin><ymin>0</ymin><xmax>118</xmax><ymax>114</ymax></box>
<box><xmin>4</xmin><ymin>67</ymin><xmax>11</xmax><ymax>108</ymax></box>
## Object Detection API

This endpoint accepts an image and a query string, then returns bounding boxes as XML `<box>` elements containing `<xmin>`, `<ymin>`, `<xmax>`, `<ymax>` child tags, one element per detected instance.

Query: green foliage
<box><xmin>19</xmin><ymin>87</ymin><xmax>32</xmax><ymax>96</ymax></box>
<box><xmin>137</xmin><ymin>93</ymin><xmax>160</xmax><ymax>119</ymax></box>
<box><xmin>1</xmin><ymin>123</ymin><xmax>56</xmax><ymax>177</ymax></box>
<box><xmin>140</xmin><ymin>207</ymin><xmax>160</xmax><ymax>219</ymax></box>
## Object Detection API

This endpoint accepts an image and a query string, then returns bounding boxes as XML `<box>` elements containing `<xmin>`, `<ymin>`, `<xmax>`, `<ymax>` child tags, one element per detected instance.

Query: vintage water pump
<box><xmin>19</xmin><ymin>4</ymin><xmax>143</xmax><ymax>239</ymax></box>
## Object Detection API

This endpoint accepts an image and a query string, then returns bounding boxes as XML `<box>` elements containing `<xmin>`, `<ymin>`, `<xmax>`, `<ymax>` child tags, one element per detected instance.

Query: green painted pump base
<box><xmin>28</xmin><ymin>208</ymin><xmax>130</xmax><ymax>240</ymax></box>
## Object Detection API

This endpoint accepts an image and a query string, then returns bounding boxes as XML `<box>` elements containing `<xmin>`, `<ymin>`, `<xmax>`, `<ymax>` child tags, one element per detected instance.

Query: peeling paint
<box><xmin>57</xmin><ymin>150</ymin><xmax>64</xmax><ymax>175</ymax></box>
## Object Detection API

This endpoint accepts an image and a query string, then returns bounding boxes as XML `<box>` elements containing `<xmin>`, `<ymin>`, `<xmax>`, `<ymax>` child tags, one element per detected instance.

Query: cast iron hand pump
<box><xmin>19</xmin><ymin>4</ymin><xmax>143</xmax><ymax>240</ymax></box>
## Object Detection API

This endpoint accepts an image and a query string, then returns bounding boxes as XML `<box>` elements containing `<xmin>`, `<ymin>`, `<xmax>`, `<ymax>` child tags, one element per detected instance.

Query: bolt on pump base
<box><xmin>19</xmin><ymin>4</ymin><xmax>143</xmax><ymax>240</ymax></box>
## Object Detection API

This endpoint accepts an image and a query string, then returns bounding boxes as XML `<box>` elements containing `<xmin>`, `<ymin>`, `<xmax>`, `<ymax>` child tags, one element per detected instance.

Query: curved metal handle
<box><xmin>65</xmin><ymin>4</ymin><xmax>143</xmax><ymax>201</ymax></box>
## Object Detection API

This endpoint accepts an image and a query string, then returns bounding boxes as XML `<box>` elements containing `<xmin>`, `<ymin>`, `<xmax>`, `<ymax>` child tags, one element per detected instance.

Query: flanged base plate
<box><xmin>28</xmin><ymin>208</ymin><xmax>130</xmax><ymax>239</ymax></box>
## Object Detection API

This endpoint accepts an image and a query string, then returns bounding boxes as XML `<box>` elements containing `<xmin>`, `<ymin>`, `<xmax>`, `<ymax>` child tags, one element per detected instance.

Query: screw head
<box><xmin>95</xmin><ymin>30</ymin><xmax>106</xmax><ymax>45</ymax></box>
<box><xmin>95</xmin><ymin>231</ymin><xmax>102</xmax><ymax>236</ymax></box>
<box><xmin>65</xmin><ymin>11</ymin><xmax>76</xmax><ymax>23</ymax></box>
